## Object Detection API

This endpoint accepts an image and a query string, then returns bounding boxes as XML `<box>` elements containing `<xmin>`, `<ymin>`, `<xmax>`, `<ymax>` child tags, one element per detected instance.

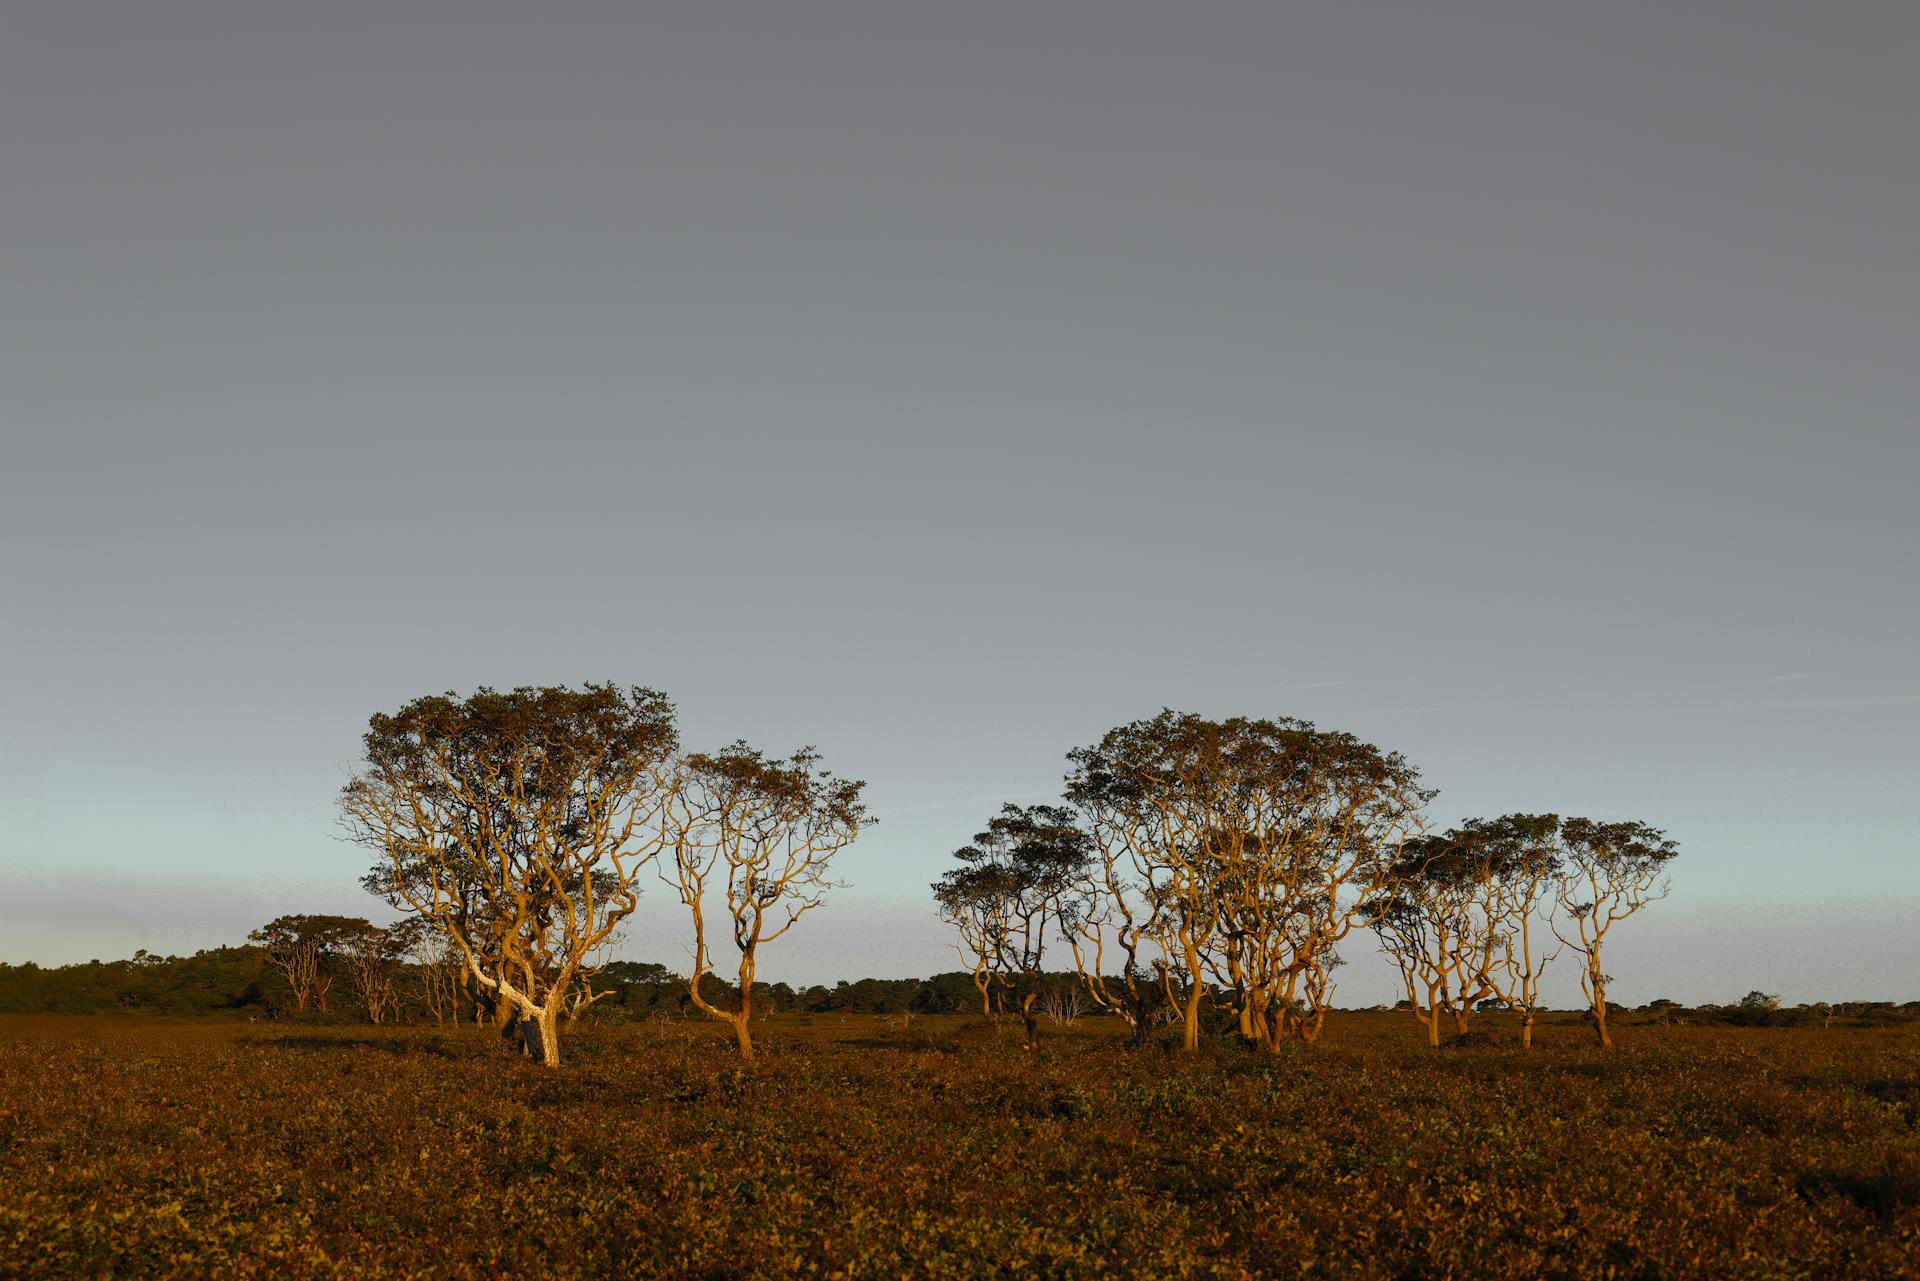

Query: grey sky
<box><xmin>3</xmin><ymin>3</ymin><xmax>1915</xmax><ymax>1004</ymax></box>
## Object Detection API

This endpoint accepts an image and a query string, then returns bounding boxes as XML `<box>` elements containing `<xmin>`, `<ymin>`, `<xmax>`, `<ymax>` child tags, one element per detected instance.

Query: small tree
<box><xmin>1369</xmin><ymin>814</ymin><xmax>1571</xmax><ymax>1049</ymax></box>
<box><xmin>1368</xmin><ymin>853</ymin><xmax>1493</xmax><ymax>1048</ymax></box>
<box><xmin>341</xmin><ymin>922</ymin><xmax>406</xmax><ymax>1025</ymax></box>
<box><xmin>395</xmin><ymin>918</ymin><xmax>467</xmax><ymax>1025</ymax></box>
<box><xmin>668</xmin><ymin>743</ymin><xmax>869</xmax><ymax>1058</ymax></box>
<box><xmin>248</xmin><ymin>915</ymin><xmax>370</xmax><ymax>1013</ymax></box>
<box><xmin>1553</xmin><ymin>818</ymin><xmax>1678</xmax><ymax>1048</ymax></box>
<box><xmin>1737</xmin><ymin>990</ymin><xmax>1782</xmax><ymax>1026</ymax></box>
<box><xmin>1038</xmin><ymin>986</ymin><xmax>1084</xmax><ymax>1027</ymax></box>
<box><xmin>933</xmin><ymin>862</ymin><xmax>1008</xmax><ymax>1018</ymax></box>
<box><xmin>933</xmin><ymin>804</ymin><xmax>1089</xmax><ymax>1048</ymax></box>
<box><xmin>1475</xmin><ymin>814</ymin><xmax>1564</xmax><ymax>1049</ymax></box>
<box><xmin>340</xmin><ymin>684</ymin><xmax>681</xmax><ymax>1067</ymax></box>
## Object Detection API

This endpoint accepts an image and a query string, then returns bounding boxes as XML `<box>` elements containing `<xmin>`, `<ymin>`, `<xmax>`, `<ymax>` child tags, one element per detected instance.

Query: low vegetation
<box><xmin>2</xmin><ymin>1013</ymin><xmax>1915</xmax><ymax>1279</ymax></box>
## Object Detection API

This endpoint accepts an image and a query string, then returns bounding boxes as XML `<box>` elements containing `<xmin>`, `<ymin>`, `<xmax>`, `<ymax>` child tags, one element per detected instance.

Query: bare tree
<box><xmin>1553</xmin><ymin>818</ymin><xmax>1678</xmax><ymax>1048</ymax></box>
<box><xmin>340</xmin><ymin>684</ymin><xmax>681</xmax><ymax>1067</ymax></box>
<box><xmin>668</xmin><ymin>743</ymin><xmax>869</xmax><ymax>1058</ymax></box>
<box><xmin>1038</xmin><ymin>986</ymin><xmax>1084</xmax><ymax>1027</ymax></box>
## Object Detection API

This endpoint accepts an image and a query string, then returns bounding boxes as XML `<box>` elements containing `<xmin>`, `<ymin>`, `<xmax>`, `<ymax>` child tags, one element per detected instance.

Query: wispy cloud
<box><xmin>1720</xmin><ymin>693</ymin><xmax>1919</xmax><ymax>712</ymax></box>
<box><xmin>870</xmin><ymin>789</ymin><xmax>1061</xmax><ymax>819</ymax></box>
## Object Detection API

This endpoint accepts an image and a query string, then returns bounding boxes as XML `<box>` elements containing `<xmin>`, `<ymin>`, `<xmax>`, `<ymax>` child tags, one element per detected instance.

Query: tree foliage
<box><xmin>668</xmin><ymin>742</ymin><xmax>870</xmax><ymax>1057</ymax></box>
<box><xmin>1064</xmin><ymin>710</ymin><xmax>1433</xmax><ymax>1050</ymax></box>
<box><xmin>340</xmin><ymin>684</ymin><xmax>681</xmax><ymax>1066</ymax></box>
<box><xmin>933</xmin><ymin>803</ymin><xmax>1089</xmax><ymax>1045</ymax></box>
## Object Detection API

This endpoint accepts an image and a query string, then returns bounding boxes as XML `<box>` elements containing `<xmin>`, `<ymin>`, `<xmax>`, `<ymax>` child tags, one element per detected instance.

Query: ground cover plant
<box><xmin>3</xmin><ymin>1012</ymin><xmax>1916</xmax><ymax>1279</ymax></box>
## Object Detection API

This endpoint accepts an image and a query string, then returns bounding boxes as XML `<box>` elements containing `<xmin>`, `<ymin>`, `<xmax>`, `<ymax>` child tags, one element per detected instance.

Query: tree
<box><xmin>1553</xmin><ymin>818</ymin><xmax>1678</xmax><ymax>1048</ymax></box>
<box><xmin>1368</xmin><ymin>837</ymin><xmax>1501</xmax><ymax>1048</ymax></box>
<box><xmin>1058</xmin><ymin>779</ymin><xmax>1182</xmax><ymax>1046</ymax></box>
<box><xmin>1737</xmin><ymin>990</ymin><xmax>1782</xmax><ymax>1026</ymax></box>
<box><xmin>340</xmin><ymin>921</ymin><xmax>406</xmax><ymax>1025</ymax></box>
<box><xmin>933</xmin><ymin>804</ymin><xmax>1089</xmax><ymax>1048</ymax></box>
<box><xmin>394</xmin><ymin>917</ymin><xmax>467</xmax><ymax>1025</ymax></box>
<box><xmin>667</xmin><ymin>743</ymin><xmax>870</xmax><ymax>1058</ymax></box>
<box><xmin>340</xmin><ymin>684</ymin><xmax>681</xmax><ymax>1067</ymax></box>
<box><xmin>248</xmin><ymin>915</ymin><xmax>371</xmax><ymax>1013</ymax></box>
<box><xmin>1472</xmin><ymin>814</ymin><xmax>1564</xmax><ymax>1049</ymax></box>
<box><xmin>932</xmin><ymin>857</ymin><xmax>1006</xmax><ymax>1018</ymax></box>
<box><xmin>1369</xmin><ymin>814</ymin><xmax>1565</xmax><ymax>1048</ymax></box>
<box><xmin>1067</xmin><ymin>711</ymin><xmax>1431</xmax><ymax>1052</ymax></box>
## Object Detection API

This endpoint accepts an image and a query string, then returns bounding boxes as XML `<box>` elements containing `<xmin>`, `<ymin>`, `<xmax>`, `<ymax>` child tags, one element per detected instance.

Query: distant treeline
<box><xmin>0</xmin><ymin>946</ymin><xmax>1040</xmax><ymax>1020</ymax></box>
<box><xmin>2</xmin><ymin>948</ymin><xmax>1914</xmax><ymax>1030</ymax></box>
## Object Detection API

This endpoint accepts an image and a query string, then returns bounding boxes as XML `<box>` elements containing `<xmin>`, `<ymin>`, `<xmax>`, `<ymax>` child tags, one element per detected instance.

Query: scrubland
<box><xmin>2</xmin><ymin>1013</ymin><xmax>1915</xmax><ymax>1280</ymax></box>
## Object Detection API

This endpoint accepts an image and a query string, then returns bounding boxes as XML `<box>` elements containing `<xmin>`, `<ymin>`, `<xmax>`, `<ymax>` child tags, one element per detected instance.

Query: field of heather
<box><xmin>2</xmin><ymin>1013</ymin><xmax>1916</xmax><ymax>1279</ymax></box>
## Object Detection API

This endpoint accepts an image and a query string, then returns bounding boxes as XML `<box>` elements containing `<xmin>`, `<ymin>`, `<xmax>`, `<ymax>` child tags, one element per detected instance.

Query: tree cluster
<box><xmin>339</xmin><ymin>684</ymin><xmax>871</xmax><ymax>1065</ymax></box>
<box><xmin>936</xmin><ymin>710</ymin><xmax>1680</xmax><ymax>1052</ymax></box>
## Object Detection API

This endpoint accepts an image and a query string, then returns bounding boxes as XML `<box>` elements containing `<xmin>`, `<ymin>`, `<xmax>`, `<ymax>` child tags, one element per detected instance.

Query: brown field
<box><xmin>2</xmin><ymin>1012</ymin><xmax>1916</xmax><ymax>1279</ymax></box>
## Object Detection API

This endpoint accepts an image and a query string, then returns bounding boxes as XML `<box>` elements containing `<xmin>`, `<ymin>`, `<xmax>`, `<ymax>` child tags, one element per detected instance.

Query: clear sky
<box><xmin>3</xmin><ymin>3</ymin><xmax>1915</xmax><ymax>1006</ymax></box>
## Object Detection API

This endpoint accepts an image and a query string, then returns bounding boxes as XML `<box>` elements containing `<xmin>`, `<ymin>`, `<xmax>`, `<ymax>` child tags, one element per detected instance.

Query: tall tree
<box><xmin>1553</xmin><ymin>818</ymin><xmax>1678</xmax><ymax>1047</ymax></box>
<box><xmin>933</xmin><ymin>804</ymin><xmax>1089</xmax><ymax>1048</ymax></box>
<box><xmin>1068</xmin><ymin>711</ymin><xmax>1431</xmax><ymax>1051</ymax></box>
<box><xmin>339</xmin><ymin>684</ymin><xmax>680</xmax><ymax>1067</ymax></box>
<box><xmin>668</xmin><ymin>743</ymin><xmax>869</xmax><ymax>1058</ymax></box>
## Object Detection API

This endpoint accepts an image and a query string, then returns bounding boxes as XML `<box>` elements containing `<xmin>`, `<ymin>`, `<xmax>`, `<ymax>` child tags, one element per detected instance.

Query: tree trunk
<box><xmin>1412</xmin><ymin>981</ymin><xmax>1442</xmax><ymax>1047</ymax></box>
<box><xmin>530</xmin><ymin>1004</ymin><xmax>561</xmax><ymax>1067</ymax></box>
<box><xmin>1176</xmin><ymin>938</ymin><xmax>1205</xmax><ymax>1052</ymax></box>
<box><xmin>1593</xmin><ymin>999</ymin><xmax>1613</xmax><ymax>1048</ymax></box>
<box><xmin>733</xmin><ymin>988</ymin><xmax>755</xmax><ymax>1058</ymax></box>
<box><xmin>1521</xmin><ymin>1013</ymin><xmax>1535</xmax><ymax>1049</ymax></box>
<box><xmin>733</xmin><ymin>954</ymin><xmax>758</xmax><ymax>1057</ymax></box>
<box><xmin>1263</xmin><ymin>999</ymin><xmax>1287</xmax><ymax>1051</ymax></box>
<box><xmin>1019</xmin><ymin>990</ymin><xmax>1039</xmax><ymax>1050</ymax></box>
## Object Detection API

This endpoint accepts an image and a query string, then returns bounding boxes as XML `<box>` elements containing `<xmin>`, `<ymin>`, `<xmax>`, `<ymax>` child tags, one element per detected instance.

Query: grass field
<box><xmin>2</xmin><ymin>1012</ymin><xmax>1916</xmax><ymax>1279</ymax></box>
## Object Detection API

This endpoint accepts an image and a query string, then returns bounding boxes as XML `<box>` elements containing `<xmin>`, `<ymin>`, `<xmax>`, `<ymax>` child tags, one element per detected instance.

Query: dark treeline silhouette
<box><xmin>0</xmin><ymin>944</ymin><xmax>1059</xmax><ymax>1021</ymax></box>
<box><xmin>3</xmin><ymin>947</ymin><xmax>1914</xmax><ymax>1031</ymax></box>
